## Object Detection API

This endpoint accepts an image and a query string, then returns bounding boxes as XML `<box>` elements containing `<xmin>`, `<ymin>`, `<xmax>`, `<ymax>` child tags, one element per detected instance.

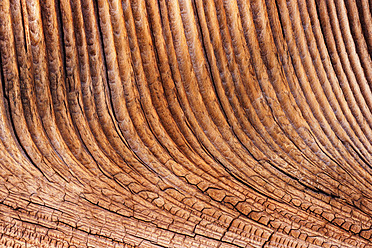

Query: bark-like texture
<box><xmin>0</xmin><ymin>0</ymin><xmax>371</xmax><ymax>247</ymax></box>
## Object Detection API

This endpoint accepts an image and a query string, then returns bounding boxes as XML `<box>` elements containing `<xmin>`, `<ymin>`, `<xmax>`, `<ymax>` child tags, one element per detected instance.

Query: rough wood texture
<box><xmin>0</xmin><ymin>0</ymin><xmax>371</xmax><ymax>247</ymax></box>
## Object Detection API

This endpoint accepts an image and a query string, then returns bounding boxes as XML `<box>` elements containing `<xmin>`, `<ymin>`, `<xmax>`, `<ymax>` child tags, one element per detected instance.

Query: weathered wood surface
<box><xmin>0</xmin><ymin>0</ymin><xmax>371</xmax><ymax>247</ymax></box>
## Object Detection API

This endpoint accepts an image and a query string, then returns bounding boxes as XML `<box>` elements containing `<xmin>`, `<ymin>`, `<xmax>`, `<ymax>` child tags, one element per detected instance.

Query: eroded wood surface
<box><xmin>0</xmin><ymin>0</ymin><xmax>371</xmax><ymax>247</ymax></box>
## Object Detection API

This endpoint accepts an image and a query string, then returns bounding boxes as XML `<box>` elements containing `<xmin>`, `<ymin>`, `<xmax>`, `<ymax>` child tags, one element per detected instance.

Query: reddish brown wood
<box><xmin>0</xmin><ymin>0</ymin><xmax>371</xmax><ymax>247</ymax></box>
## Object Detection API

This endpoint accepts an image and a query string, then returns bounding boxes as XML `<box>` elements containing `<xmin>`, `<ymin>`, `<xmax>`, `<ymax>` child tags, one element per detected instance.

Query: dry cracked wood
<box><xmin>0</xmin><ymin>0</ymin><xmax>371</xmax><ymax>247</ymax></box>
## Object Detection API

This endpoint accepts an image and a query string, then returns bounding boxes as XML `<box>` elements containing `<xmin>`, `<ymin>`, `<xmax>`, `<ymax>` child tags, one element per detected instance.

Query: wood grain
<box><xmin>0</xmin><ymin>0</ymin><xmax>371</xmax><ymax>247</ymax></box>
